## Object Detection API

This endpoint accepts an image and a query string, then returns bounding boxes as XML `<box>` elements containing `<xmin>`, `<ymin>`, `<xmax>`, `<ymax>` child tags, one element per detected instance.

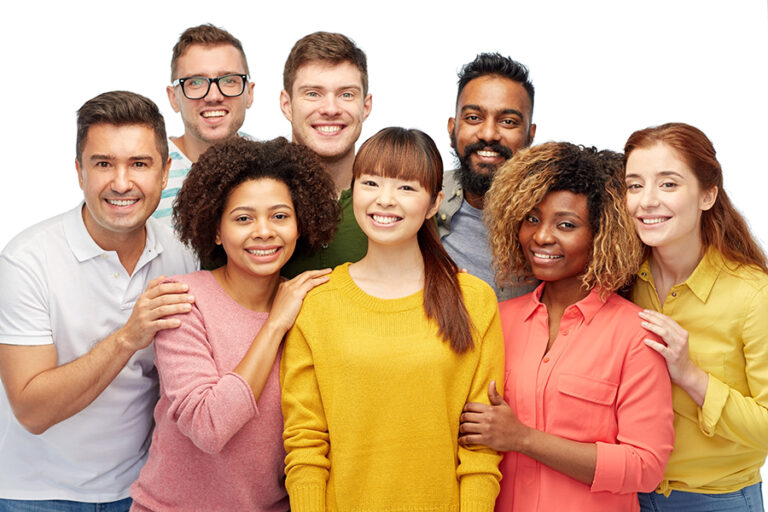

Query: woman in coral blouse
<box><xmin>460</xmin><ymin>142</ymin><xmax>674</xmax><ymax>512</ymax></box>
<box><xmin>129</xmin><ymin>138</ymin><xmax>338</xmax><ymax>512</ymax></box>
<box><xmin>624</xmin><ymin>123</ymin><xmax>768</xmax><ymax>512</ymax></box>
<box><xmin>280</xmin><ymin>127</ymin><xmax>504</xmax><ymax>512</ymax></box>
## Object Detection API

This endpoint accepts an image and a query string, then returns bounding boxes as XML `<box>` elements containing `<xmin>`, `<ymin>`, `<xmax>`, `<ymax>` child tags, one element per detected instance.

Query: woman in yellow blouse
<box><xmin>624</xmin><ymin>122</ymin><xmax>768</xmax><ymax>511</ymax></box>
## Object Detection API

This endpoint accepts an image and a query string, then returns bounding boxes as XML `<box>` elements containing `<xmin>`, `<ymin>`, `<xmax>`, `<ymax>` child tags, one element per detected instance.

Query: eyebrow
<box><xmin>625</xmin><ymin>170</ymin><xmax>685</xmax><ymax>179</ymax></box>
<box><xmin>528</xmin><ymin>206</ymin><xmax>586</xmax><ymax>222</ymax></box>
<box><xmin>88</xmin><ymin>154</ymin><xmax>155</xmax><ymax>161</ymax></box>
<box><xmin>229</xmin><ymin>204</ymin><xmax>294</xmax><ymax>214</ymax></box>
<box><xmin>460</xmin><ymin>104</ymin><xmax>524</xmax><ymax>118</ymax></box>
<box><xmin>297</xmin><ymin>84</ymin><xmax>362</xmax><ymax>92</ymax></box>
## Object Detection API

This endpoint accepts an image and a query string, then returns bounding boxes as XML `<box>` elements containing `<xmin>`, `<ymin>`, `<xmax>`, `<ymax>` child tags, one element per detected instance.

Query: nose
<box><xmin>318</xmin><ymin>94</ymin><xmax>342</xmax><ymax>117</ymax></box>
<box><xmin>111</xmin><ymin>166</ymin><xmax>133</xmax><ymax>194</ymax></box>
<box><xmin>477</xmin><ymin>118</ymin><xmax>501</xmax><ymax>144</ymax></box>
<box><xmin>638</xmin><ymin>186</ymin><xmax>660</xmax><ymax>209</ymax></box>
<box><xmin>250</xmin><ymin>217</ymin><xmax>274</xmax><ymax>240</ymax></box>
<box><xmin>532</xmin><ymin>223</ymin><xmax>555</xmax><ymax>246</ymax></box>
<box><xmin>376</xmin><ymin>183</ymin><xmax>396</xmax><ymax>207</ymax></box>
<box><xmin>203</xmin><ymin>80</ymin><xmax>225</xmax><ymax>102</ymax></box>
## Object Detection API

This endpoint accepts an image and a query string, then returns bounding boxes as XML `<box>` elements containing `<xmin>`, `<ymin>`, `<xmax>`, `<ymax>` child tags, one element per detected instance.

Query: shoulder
<box><xmin>2</xmin><ymin>210</ymin><xmax>68</xmax><ymax>258</ymax></box>
<box><xmin>458</xmin><ymin>272</ymin><xmax>499</xmax><ymax>323</ymax></box>
<box><xmin>146</xmin><ymin>218</ymin><xmax>198</xmax><ymax>271</ymax></box>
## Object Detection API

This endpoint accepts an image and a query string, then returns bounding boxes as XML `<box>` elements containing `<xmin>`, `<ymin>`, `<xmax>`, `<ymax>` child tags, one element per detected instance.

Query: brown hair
<box><xmin>283</xmin><ymin>31</ymin><xmax>368</xmax><ymax>96</ymax></box>
<box><xmin>76</xmin><ymin>90</ymin><xmax>168</xmax><ymax>164</ymax></box>
<box><xmin>486</xmin><ymin>142</ymin><xmax>642</xmax><ymax>295</ymax></box>
<box><xmin>624</xmin><ymin>122</ymin><xmax>767</xmax><ymax>271</ymax></box>
<box><xmin>353</xmin><ymin>127</ymin><xmax>474</xmax><ymax>353</ymax></box>
<box><xmin>170</xmin><ymin>24</ymin><xmax>249</xmax><ymax>81</ymax></box>
<box><xmin>174</xmin><ymin>137</ymin><xmax>338</xmax><ymax>269</ymax></box>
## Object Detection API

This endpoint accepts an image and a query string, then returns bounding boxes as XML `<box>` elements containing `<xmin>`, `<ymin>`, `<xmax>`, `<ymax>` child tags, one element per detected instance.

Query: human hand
<box><xmin>266</xmin><ymin>268</ymin><xmax>332</xmax><ymax>334</ymax></box>
<box><xmin>117</xmin><ymin>276</ymin><xmax>194</xmax><ymax>352</ymax></box>
<box><xmin>459</xmin><ymin>381</ymin><xmax>528</xmax><ymax>452</ymax></box>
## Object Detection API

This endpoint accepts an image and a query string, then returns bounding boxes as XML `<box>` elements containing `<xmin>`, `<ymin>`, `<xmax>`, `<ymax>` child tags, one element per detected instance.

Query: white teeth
<box><xmin>641</xmin><ymin>218</ymin><xmax>668</xmax><ymax>224</ymax></box>
<box><xmin>106</xmin><ymin>199</ymin><xmax>138</xmax><ymax>206</ymax></box>
<box><xmin>372</xmin><ymin>214</ymin><xmax>399</xmax><ymax>224</ymax></box>
<box><xmin>246</xmin><ymin>248</ymin><xmax>278</xmax><ymax>256</ymax></box>
<box><xmin>202</xmin><ymin>110</ymin><xmax>226</xmax><ymax>118</ymax></box>
<box><xmin>316</xmin><ymin>125</ymin><xmax>342</xmax><ymax>134</ymax></box>
<box><xmin>476</xmin><ymin>150</ymin><xmax>500</xmax><ymax>158</ymax></box>
<box><xmin>533</xmin><ymin>252</ymin><xmax>561</xmax><ymax>260</ymax></box>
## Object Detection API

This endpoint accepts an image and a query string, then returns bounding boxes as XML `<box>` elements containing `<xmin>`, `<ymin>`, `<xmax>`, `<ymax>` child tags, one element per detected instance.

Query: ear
<box><xmin>244</xmin><ymin>81</ymin><xmax>255</xmax><ymax>109</ymax></box>
<box><xmin>167</xmin><ymin>85</ymin><xmax>181</xmax><ymax>113</ymax></box>
<box><xmin>75</xmin><ymin>158</ymin><xmax>85</xmax><ymax>190</ymax></box>
<box><xmin>700</xmin><ymin>186</ymin><xmax>718</xmax><ymax>211</ymax></box>
<box><xmin>447</xmin><ymin>117</ymin><xmax>456</xmax><ymax>148</ymax></box>
<box><xmin>362</xmin><ymin>93</ymin><xmax>372</xmax><ymax>121</ymax></box>
<box><xmin>528</xmin><ymin>123</ymin><xmax>537</xmax><ymax>145</ymax></box>
<box><xmin>279</xmin><ymin>90</ymin><xmax>293</xmax><ymax>122</ymax></box>
<box><xmin>426</xmin><ymin>190</ymin><xmax>444</xmax><ymax>220</ymax></box>
<box><xmin>161</xmin><ymin>156</ymin><xmax>171</xmax><ymax>190</ymax></box>
<box><xmin>215</xmin><ymin>232</ymin><xmax>222</xmax><ymax>245</ymax></box>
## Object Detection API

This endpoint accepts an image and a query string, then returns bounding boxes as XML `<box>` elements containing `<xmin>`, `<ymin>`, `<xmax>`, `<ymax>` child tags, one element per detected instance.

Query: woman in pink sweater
<box><xmin>130</xmin><ymin>138</ymin><xmax>338</xmax><ymax>512</ymax></box>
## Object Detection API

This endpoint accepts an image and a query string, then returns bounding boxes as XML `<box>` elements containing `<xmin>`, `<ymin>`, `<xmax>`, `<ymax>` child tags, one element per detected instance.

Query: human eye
<box><xmin>234</xmin><ymin>214</ymin><xmax>251</xmax><ymax>223</ymax></box>
<box><xmin>273</xmin><ymin>211</ymin><xmax>291</xmax><ymax>221</ymax></box>
<box><xmin>625</xmin><ymin>182</ymin><xmax>641</xmax><ymax>190</ymax></box>
<box><xmin>464</xmin><ymin>114</ymin><xmax>481</xmax><ymax>123</ymax></box>
<box><xmin>340</xmin><ymin>91</ymin><xmax>356</xmax><ymax>100</ymax></box>
<box><xmin>524</xmin><ymin>214</ymin><xmax>539</xmax><ymax>224</ymax></box>
<box><xmin>558</xmin><ymin>221</ymin><xmax>577</xmax><ymax>229</ymax></box>
<box><xmin>500</xmin><ymin>118</ymin><xmax>520</xmax><ymax>127</ymax></box>
<box><xmin>94</xmin><ymin>161</ymin><xmax>111</xmax><ymax>168</ymax></box>
<box><xmin>305</xmin><ymin>90</ymin><xmax>320</xmax><ymax>98</ymax></box>
<box><xmin>185</xmin><ymin>77</ymin><xmax>207</xmax><ymax>88</ymax></box>
<box><xmin>660</xmin><ymin>181</ymin><xmax>678</xmax><ymax>189</ymax></box>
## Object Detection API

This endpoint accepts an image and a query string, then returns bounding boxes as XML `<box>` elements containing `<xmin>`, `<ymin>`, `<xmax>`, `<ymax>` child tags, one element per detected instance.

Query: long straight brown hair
<box><xmin>625</xmin><ymin>122</ymin><xmax>767</xmax><ymax>272</ymax></box>
<box><xmin>353</xmin><ymin>127</ymin><xmax>474</xmax><ymax>353</ymax></box>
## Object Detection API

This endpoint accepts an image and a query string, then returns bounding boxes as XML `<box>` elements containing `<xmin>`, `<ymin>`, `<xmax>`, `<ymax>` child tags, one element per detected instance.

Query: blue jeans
<box><xmin>639</xmin><ymin>483</ymin><xmax>764</xmax><ymax>512</ymax></box>
<box><xmin>0</xmin><ymin>498</ymin><xmax>131</xmax><ymax>512</ymax></box>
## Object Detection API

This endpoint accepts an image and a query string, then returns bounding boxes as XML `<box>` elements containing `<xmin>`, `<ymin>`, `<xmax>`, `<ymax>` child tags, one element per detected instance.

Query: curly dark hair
<box><xmin>486</xmin><ymin>141</ymin><xmax>642</xmax><ymax>295</ymax></box>
<box><xmin>173</xmin><ymin>137</ymin><xmax>339</xmax><ymax>269</ymax></box>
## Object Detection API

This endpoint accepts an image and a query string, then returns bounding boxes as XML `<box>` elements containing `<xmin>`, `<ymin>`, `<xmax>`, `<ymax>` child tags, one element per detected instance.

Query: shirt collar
<box><xmin>520</xmin><ymin>282</ymin><xmax>608</xmax><ymax>324</ymax></box>
<box><xmin>636</xmin><ymin>246</ymin><xmax>722</xmax><ymax>303</ymax></box>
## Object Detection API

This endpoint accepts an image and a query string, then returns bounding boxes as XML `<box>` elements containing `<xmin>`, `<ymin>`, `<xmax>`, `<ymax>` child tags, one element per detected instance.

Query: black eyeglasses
<box><xmin>171</xmin><ymin>73</ymin><xmax>248</xmax><ymax>100</ymax></box>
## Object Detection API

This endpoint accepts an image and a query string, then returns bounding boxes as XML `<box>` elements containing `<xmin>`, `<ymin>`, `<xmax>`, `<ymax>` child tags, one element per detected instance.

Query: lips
<box><xmin>370</xmin><ymin>213</ymin><xmax>401</xmax><ymax>225</ymax></box>
<box><xmin>314</xmin><ymin>124</ymin><xmax>343</xmax><ymax>135</ymax></box>
<box><xmin>105</xmin><ymin>198</ymin><xmax>139</xmax><ymax>207</ymax></box>
<box><xmin>201</xmin><ymin>110</ymin><xmax>226</xmax><ymax>118</ymax></box>
<box><xmin>638</xmin><ymin>216</ymin><xmax>670</xmax><ymax>225</ymax></box>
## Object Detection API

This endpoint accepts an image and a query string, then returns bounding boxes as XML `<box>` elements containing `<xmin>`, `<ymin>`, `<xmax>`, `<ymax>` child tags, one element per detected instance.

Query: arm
<box><xmin>456</xmin><ymin>305</ymin><xmax>504</xmax><ymax>511</ymax></box>
<box><xmin>280</xmin><ymin>321</ymin><xmax>330</xmax><ymax>512</ymax></box>
<box><xmin>643</xmin><ymin>285</ymin><xmax>768</xmax><ymax>449</ymax></box>
<box><xmin>0</xmin><ymin>276</ymin><xmax>194</xmax><ymax>434</ymax></box>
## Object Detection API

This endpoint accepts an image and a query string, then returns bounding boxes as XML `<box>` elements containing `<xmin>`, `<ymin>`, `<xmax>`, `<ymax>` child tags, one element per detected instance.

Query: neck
<box><xmin>321</xmin><ymin>150</ymin><xmax>356</xmax><ymax>196</ymax></box>
<box><xmin>464</xmin><ymin>189</ymin><xmax>485</xmax><ymax>210</ymax></box>
<box><xmin>173</xmin><ymin>134</ymin><xmax>212</xmax><ymax>163</ymax></box>
<box><xmin>540</xmin><ymin>277</ymin><xmax>590</xmax><ymax>312</ymax></box>
<box><xmin>81</xmin><ymin>205</ymin><xmax>146</xmax><ymax>275</ymax></box>
<box><xmin>212</xmin><ymin>264</ymin><xmax>281</xmax><ymax>312</ymax></box>
<box><xmin>650</xmin><ymin>239</ymin><xmax>707</xmax><ymax>287</ymax></box>
<box><xmin>349</xmin><ymin>237</ymin><xmax>425</xmax><ymax>298</ymax></box>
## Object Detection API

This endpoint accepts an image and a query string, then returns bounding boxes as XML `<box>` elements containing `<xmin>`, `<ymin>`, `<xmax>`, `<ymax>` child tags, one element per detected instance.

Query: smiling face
<box><xmin>352</xmin><ymin>173</ymin><xmax>441</xmax><ymax>249</ymax></box>
<box><xmin>518</xmin><ymin>190</ymin><xmax>593</xmax><ymax>288</ymax></box>
<box><xmin>448</xmin><ymin>75</ymin><xmax>535</xmax><ymax>198</ymax></box>
<box><xmin>76</xmin><ymin>123</ymin><xmax>170</xmax><ymax>248</ymax></box>
<box><xmin>167</xmin><ymin>44</ymin><xmax>253</xmax><ymax>153</ymax></box>
<box><xmin>216</xmin><ymin>178</ymin><xmax>299</xmax><ymax>280</ymax></box>
<box><xmin>280</xmin><ymin>61</ymin><xmax>372</xmax><ymax>163</ymax></box>
<box><xmin>625</xmin><ymin>142</ymin><xmax>717</xmax><ymax>254</ymax></box>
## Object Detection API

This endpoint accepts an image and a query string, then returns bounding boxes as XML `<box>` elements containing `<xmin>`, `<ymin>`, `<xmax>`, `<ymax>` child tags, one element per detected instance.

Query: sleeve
<box><xmin>456</xmin><ymin>290</ymin><xmax>504</xmax><ymax>512</ymax></box>
<box><xmin>697</xmin><ymin>283</ymin><xmax>768</xmax><ymax>449</ymax></box>
<box><xmin>0</xmin><ymin>250</ymin><xmax>53</xmax><ymax>345</ymax></box>
<box><xmin>281</xmin><ymin>320</ymin><xmax>329</xmax><ymax>512</ymax></box>
<box><xmin>154</xmin><ymin>302</ymin><xmax>257</xmax><ymax>454</ymax></box>
<box><xmin>591</xmin><ymin>334</ymin><xmax>674</xmax><ymax>493</ymax></box>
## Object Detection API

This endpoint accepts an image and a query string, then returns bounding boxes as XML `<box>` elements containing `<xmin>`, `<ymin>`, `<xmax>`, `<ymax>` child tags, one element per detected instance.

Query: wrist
<box><xmin>675</xmin><ymin>363</ymin><xmax>709</xmax><ymax>406</ymax></box>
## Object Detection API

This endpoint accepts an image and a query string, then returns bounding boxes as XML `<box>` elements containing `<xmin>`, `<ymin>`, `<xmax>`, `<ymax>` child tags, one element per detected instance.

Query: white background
<box><xmin>2</xmin><ymin>0</ymin><xmax>768</xmax><ymax>497</ymax></box>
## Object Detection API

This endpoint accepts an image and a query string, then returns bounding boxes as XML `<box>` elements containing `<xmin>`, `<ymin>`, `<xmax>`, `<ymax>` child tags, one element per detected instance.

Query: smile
<box><xmin>106</xmin><ymin>198</ymin><xmax>139</xmax><ymax>206</ymax></box>
<box><xmin>371</xmin><ymin>214</ymin><xmax>400</xmax><ymax>225</ymax></box>
<box><xmin>476</xmin><ymin>150</ymin><xmax>501</xmax><ymax>158</ymax></box>
<box><xmin>640</xmin><ymin>217</ymin><xmax>669</xmax><ymax>225</ymax></box>
<box><xmin>202</xmin><ymin>110</ymin><xmax>226</xmax><ymax>118</ymax></box>
<box><xmin>533</xmin><ymin>251</ymin><xmax>562</xmax><ymax>260</ymax></box>
<box><xmin>246</xmin><ymin>247</ymin><xmax>279</xmax><ymax>256</ymax></box>
<box><xmin>314</xmin><ymin>125</ymin><xmax>343</xmax><ymax>134</ymax></box>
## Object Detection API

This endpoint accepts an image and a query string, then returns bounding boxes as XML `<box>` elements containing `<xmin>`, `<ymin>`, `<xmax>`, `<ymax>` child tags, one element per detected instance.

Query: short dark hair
<box><xmin>283</xmin><ymin>31</ymin><xmax>368</xmax><ymax>96</ymax></box>
<box><xmin>76</xmin><ymin>90</ymin><xmax>168</xmax><ymax>164</ymax></box>
<box><xmin>174</xmin><ymin>137</ymin><xmax>339</xmax><ymax>269</ymax></box>
<box><xmin>456</xmin><ymin>53</ymin><xmax>535</xmax><ymax>114</ymax></box>
<box><xmin>171</xmin><ymin>24</ymin><xmax>249</xmax><ymax>81</ymax></box>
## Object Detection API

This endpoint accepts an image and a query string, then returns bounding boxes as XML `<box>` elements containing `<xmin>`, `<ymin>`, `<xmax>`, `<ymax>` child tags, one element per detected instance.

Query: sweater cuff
<box><xmin>287</xmin><ymin>482</ymin><xmax>325</xmax><ymax>512</ymax></box>
<box><xmin>698</xmin><ymin>373</ymin><xmax>729</xmax><ymax>436</ymax></box>
<box><xmin>460</xmin><ymin>474</ymin><xmax>498</xmax><ymax>512</ymax></box>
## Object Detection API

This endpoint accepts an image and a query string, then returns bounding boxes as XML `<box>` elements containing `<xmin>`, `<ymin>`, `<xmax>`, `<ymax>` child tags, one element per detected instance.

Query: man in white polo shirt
<box><xmin>0</xmin><ymin>91</ymin><xmax>198</xmax><ymax>511</ymax></box>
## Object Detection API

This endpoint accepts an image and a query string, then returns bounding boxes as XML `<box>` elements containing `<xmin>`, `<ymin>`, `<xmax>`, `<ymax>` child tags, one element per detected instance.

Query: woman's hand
<box><xmin>639</xmin><ymin>309</ymin><xmax>708</xmax><ymax>406</ymax></box>
<box><xmin>266</xmin><ymin>269</ymin><xmax>332</xmax><ymax>334</ymax></box>
<box><xmin>459</xmin><ymin>381</ymin><xmax>529</xmax><ymax>452</ymax></box>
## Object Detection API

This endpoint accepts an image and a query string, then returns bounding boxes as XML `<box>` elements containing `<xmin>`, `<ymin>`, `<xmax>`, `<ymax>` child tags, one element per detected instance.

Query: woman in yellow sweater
<box><xmin>624</xmin><ymin>122</ymin><xmax>768</xmax><ymax>511</ymax></box>
<box><xmin>281</xmin><ymin>127</ymin><xmax>504</xmax><ymax>512</ymax></box>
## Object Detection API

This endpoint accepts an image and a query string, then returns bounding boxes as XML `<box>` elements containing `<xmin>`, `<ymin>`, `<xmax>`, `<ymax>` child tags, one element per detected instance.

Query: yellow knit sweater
<box><xmin>281</xmin><ymin>263</ymin><xmax>504</xmax><ymax>512</ymax></box>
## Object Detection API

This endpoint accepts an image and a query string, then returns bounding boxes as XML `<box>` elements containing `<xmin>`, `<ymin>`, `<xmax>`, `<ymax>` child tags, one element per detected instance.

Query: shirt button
<box><xmin>101</xmin><ymin>254</ymin><xmax>108</xmax><ymax>259</ymax></box>
<box><xmin>640</xmin><ymin>271</ymin><xmax>647</xmax><ymax>277</ymax></box>
<box><xmin>321</xmin><ymin>243</ymin><xmax>329</xmax><ymax>249</ymax></box>
<box><xmin>671</xmin><ymin>291</ymin><xmax>677</xmax><ymax>297</ymax></box>
<box><xmin>543</xmin><ymin>357</ymin><xmax>550</xmax><ymax>363</ymax></box>
<box><xmin>562</xmin><ymin>330</ymin><xmax>569</xmax><ymax>336</ymax></box>
<box><xmin>440</xmin><ymin>213</ymin><xmax>447</xmax><ymax>221</ymax></box>
<box><xmin>113</xmin><ymin>272</ymin><xmax>120</xmax><ymax>279</ymax></box>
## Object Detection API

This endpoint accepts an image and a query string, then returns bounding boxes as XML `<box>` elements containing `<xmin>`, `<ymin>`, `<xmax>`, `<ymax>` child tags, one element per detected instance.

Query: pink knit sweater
<box><xmin>130</xmin><ymin>271</ymin><xmax>288</xmax><ymax>512</ymax></box>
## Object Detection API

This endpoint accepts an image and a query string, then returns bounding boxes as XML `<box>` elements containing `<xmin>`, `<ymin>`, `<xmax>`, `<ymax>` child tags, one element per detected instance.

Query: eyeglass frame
<box><xmin>171</xmin><ymin>73</ymin><xmax>249</xmax><ymax>100</ymax></box>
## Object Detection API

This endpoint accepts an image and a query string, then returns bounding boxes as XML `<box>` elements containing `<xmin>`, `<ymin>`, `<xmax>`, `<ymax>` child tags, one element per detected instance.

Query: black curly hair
<box><xmin>173</xmin><ymin>137</ymin><xmax>339</xmax><ymax>269</ymax></box>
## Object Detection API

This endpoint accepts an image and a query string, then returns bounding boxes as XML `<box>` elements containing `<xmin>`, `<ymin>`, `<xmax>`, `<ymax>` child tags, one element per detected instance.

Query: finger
<box><xmin>147</xmin><ymin>292</ymin><xmax>196</xmax><ymax>309</ymax></box>
<box><xmin>291</xmin><ymin>268</ymin><xmax>333</xmax><ymax>283</ymax></box>
<box><xmin>152</xmin><ymin>317</ymin><xmax>183</xmax><ymax>330</ymax></box>
<box><xmin>463</xmin><ymin>402</ymin><xmax>491</xmax><ymax>413</ymax></box>
<box><xmin>458</xmin><ymin>434</ymin><xmax>484</xmax><ymax>446</ymax></box>
<box><xmin>460</xmin><ymin>411</ymin><xmax>486</xmax><ymax>425</ymax></box>
<box><xmin>639</xmin><ymin>321</ymin><xmax>673</xmax><ymax>343</ymax></box>
<box><xmin>488</xmin><ymin>380</ymin><xmax>503</xmax><ymax>405</ymax></box>
<box><xmin>147</xmin><ymin>303</ymin><xmax>193</xmax><ymax>320</ymax></box>
<box><xmin>643</xmin><ymin>338</ymin><xmax>670</xmax><ymax>357</ymax></box>
<box><xmin>144</xmin><ymin>281</ymin><xmax>191</xmax><ymax>300</ymax></box>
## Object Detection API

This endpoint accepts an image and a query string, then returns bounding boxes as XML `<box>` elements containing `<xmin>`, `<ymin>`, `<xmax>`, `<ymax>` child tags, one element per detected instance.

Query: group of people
<box><xmin>0</xmin><ymin>22</ymin><xmax>766</xmax><ymax>512</ymax></box>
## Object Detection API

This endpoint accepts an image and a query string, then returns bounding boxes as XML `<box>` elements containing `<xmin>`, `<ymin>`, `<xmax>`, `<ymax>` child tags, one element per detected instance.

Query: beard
<box><xmin>451</xmin><ymin>136</ymin><xmax>514</xmax><ymax>197</ymax></box>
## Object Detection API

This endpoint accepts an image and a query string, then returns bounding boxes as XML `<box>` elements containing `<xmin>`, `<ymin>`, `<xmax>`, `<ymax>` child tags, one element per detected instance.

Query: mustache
<box><xmin>461</xmin><ymin>142</ymin><xmax>514</xmax><ymax>161</ymax></box>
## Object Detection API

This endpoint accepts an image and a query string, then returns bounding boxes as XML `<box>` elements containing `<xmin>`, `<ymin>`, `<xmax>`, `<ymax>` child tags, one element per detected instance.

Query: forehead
<box><xmin>82</xmin><ymin>123</ymin><xmax>160</xmax><ymax>157</ymax></box>
<box><xmin>175</xmin><ymin>44</ymin><xmax>246</xmax><ymax>77</ymax></box>
<box><xmin>625</xmin><ymin>142</ymin><xmax>694</xmax><ymax>178</ymax></box>
<box><xmin>457</xmin><ymin>75</ymin><xmax>532</xmax><ymax>119</ymax></box>
<box><xmin>291</xmin><ymin>61</ymin><xmax>364</xmax><ymax>93</ymax></box>
<box><xmin>538</xmin><ymin>190</ymin><xmax>589</xmax><ymax>215</ymax></box>
<box><xmin>225</xmin><ymin>178</ymin><xmax>293</xmax><ymax>207</ymax></box>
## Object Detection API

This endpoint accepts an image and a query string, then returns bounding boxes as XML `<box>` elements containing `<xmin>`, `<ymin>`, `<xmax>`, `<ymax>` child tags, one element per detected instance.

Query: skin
<box><xmin>348</xmin><ymin>174</ymin><xmax>442</xmax><ymax>299</ymax></box>
<box><xmin>459</xmin><ymin>191</ymin><xmax>598</xmax><ymax>485</ymax></box>
<box><xmin>211</xmin><ymin>178</ymin><xmax>331</xmax><ymax>399</ymax></box>
<box><xmin>280</xmin><ymin>61</ymin><xmax>372</xmax><ymax>194</ymax></box>
<box><xmin>0</xmin><ymin>123</ymin><xmax>194</xmax><ymax>435</ymax></box>
<box><xmin>167</xmin><ymin>44</ymin><xmax>254</xmax><ymax>162</ymax></box>
<box><xmin>625</xmin><ymin>142</ymin><xmax>718</xmax><ymax>406</ymax></box>
<box><xmin>447</xmin><ymin>76</ymin><xmax>536</xmax><ymax>209</ymax></box>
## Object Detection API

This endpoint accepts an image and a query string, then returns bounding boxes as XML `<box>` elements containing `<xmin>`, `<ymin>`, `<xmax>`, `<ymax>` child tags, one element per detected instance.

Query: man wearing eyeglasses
<box><xmin>155</xmin><ymin>24</ymin><xmax>254</xmax><ymax>225</ymax></box>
